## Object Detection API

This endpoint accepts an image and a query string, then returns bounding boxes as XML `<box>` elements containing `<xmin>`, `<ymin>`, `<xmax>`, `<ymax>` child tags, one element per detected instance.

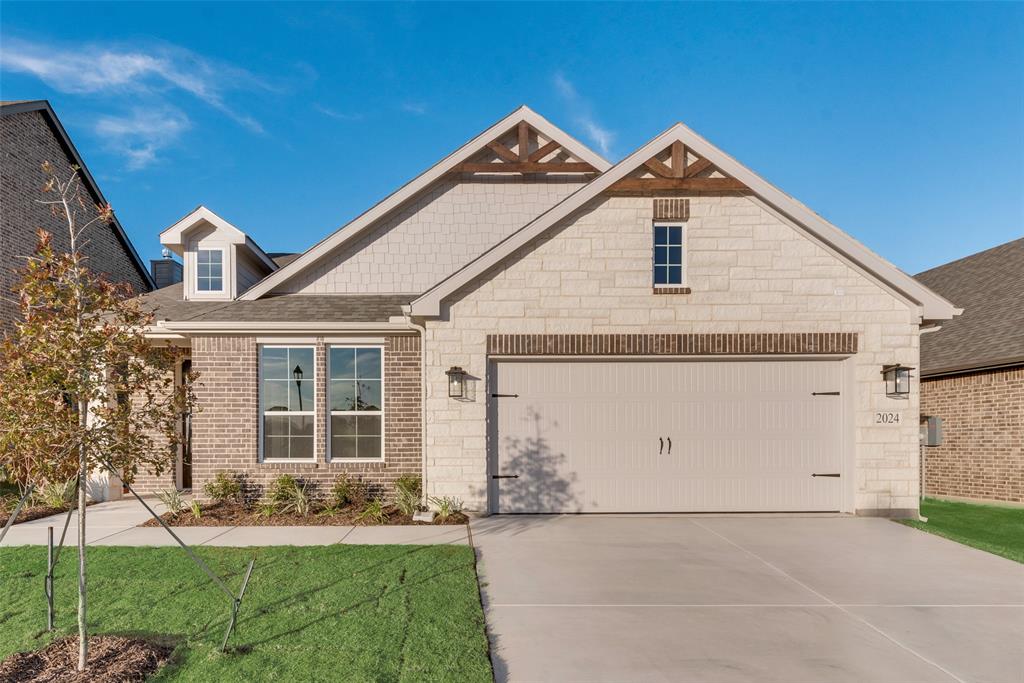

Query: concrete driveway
<box><xmin>470</xmin><ymin>515</ymin><xmax>1024</xmax><ymax>683</ymax></box>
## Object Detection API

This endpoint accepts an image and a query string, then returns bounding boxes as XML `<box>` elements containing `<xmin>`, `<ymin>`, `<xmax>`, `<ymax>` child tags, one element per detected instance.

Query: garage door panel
<box><xmin>493</xmin><ymin>360</ymin><xmax>843</xmax><ymax>513</ymax></box>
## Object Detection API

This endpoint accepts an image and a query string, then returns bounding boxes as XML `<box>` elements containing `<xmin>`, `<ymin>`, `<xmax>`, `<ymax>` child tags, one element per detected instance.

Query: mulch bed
<box><xmin>139</xmin><ymin>501</ymin><xmax>468</xmax><ymax>527</ymax></box>
<box><xmin>0</xmin><ymin>501</ymin><xmax>99</xmax><ymax>528</ymax></box>
<box><xmin>0</xmin><ymin>635</ymin><xmax>172</xmax><ymax>682</ymax></box>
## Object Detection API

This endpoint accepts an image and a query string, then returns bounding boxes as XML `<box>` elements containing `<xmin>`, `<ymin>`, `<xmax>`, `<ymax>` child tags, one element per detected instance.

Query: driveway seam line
<box><xmin>689</xmin><ymin>519</ymin><xmax>968</xmax><ymax>683</ymax></box>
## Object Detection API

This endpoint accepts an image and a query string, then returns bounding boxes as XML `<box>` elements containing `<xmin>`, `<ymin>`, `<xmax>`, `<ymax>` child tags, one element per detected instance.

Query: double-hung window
<box><xmin>196</xmin><ymin>249</ymin><xmax>223</xmax><ymax>292</ymax></box>
<box><xmin>260</xmin><ymin>346</ymin><xmax>314</xmax><ymax>460</ymax></box>
<box><xmin>329</xmin><ymin>346</ymin><xmax>383</xmax><ymax>460</ymax></box>
<box><xmin>653</xmin><ymin>224</ymin><xmax>684</xmax><ymax>286</ymax></box>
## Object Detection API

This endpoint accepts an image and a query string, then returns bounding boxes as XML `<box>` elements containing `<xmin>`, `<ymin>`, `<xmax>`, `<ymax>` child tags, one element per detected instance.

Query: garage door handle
<box><xmin>492</xmin><ymin>474</ymin><xmax>519</xmax><ymax>479</ymax></box>
<box><xmin>812</xmin><ymin>391</ymin><xmax>840</xmax><ymax>396</ymax></box>
<box><xmin>667</xmin><ymin>437</ymin><xmax>672</xmax><ymax>454</ymax></box>
<box><xmin>812</xmin><ymin>473</ymin><xmax>841</xmax><ymax>477</ymax></box>
<box><xmin>491</xmin><ymin>393</ymin><xmax>519</xmax><ymax>398</ymax></box>
<box><xmin>659</xmin><ymin>437</ymin><xmax>664</xmax><ymax>455</ymax></box>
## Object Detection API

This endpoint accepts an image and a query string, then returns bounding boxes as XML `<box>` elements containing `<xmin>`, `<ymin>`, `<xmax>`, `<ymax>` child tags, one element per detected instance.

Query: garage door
<box><xmin>491</xmin><ymin>360</ymin><xmax>844</xmax><ymax>513</ymax></box>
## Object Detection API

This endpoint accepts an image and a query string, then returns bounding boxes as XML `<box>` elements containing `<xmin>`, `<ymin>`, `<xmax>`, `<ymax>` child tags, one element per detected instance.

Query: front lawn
<box><xmin>0</xmin><ymin>545</ymin><xmax>493</xmax><ymax>681</ymax></box>
<box><xmin>900</xmin><ymin>497</ymin><xmax>1024</xmax><ymax>564</ymax></box>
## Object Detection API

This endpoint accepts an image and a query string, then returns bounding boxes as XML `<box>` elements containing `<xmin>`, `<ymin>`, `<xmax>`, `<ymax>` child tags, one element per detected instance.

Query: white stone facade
<box><xmin>421</xmin><ymin>193</ymin><xmax>922</xmax><ymax>515</ymax></box>
<box><xmin>280</xmin><ymin>177</ymin><xmax>587</xmax><ymax>295</ymax></box>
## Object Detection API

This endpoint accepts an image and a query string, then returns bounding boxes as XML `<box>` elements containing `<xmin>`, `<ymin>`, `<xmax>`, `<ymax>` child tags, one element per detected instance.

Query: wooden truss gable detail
<box><xmin>453</xmin><ymin>121</ymin><xmax>599</xmax><ymax>175</ymax></box>
<box><xmin>609</xmin><ymin>141</ymin><xmax>749</xmax><ymax>193</ymax></box>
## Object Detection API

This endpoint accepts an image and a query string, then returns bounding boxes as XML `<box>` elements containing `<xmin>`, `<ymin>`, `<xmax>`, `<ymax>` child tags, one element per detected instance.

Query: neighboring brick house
<box><xmin>914</xmin><ymin>239</ymin><xmax>1024</xmax><ymax>504</ymax></box>
<box><xmin>0</xmin><ymin>100</ymin><xmax>154</xmax><ymax>330</ymax></box>
<box><xmin>131</xmin><ymin>106</ymin><xmax>958</xmax><ymax>518</ymax></box>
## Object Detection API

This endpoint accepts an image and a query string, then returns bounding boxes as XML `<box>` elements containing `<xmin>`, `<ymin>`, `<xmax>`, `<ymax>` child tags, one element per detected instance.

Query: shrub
<box><xmin>355</xmin><ymin>498</ymin><xmax>387</xmax><ymax>525</ymax></box>
<box><xmin>267</xmin><ymin>474</ymin><xmax>311</xmax><ymax>517</ymax></box>
<box><xmin>394</xmin><ymin>475</ymin><xmax>422</xmax><ymax>516</ymax></box>
<box><xmin>430</xmin><ymin>496</ymin><xmax>464</xmax><ymax>521</ymax></box>
<box><xmin>156</xmin><ymin>488</ymin><xmax>186</xmax><ymax>516</ymax></box>
<box><xmin>203</xmin><ymin>471</ymin><xmax>241</xmax><ymax>505</ymax></box>
<box><xmin>189</xmin><ymin>500</ymin><xmax>202</xmax><ymax>519</ymax></box>
<box><xmin>331</xmin><ymin>474</ymin><xmax>367</xmax><ymax>509</ymax></box>
<box><xmin>34</xmin><ymin>478</ymin><xmax>76</xmax><ymax>509</ymax></box>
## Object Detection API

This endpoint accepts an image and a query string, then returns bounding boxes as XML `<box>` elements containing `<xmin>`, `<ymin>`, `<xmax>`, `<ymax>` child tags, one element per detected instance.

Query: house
<box><xmin>914</xmin><ymin>238</ymin><xmax>1024</xmax><ymax>504</ymax></box>
<box><xmin>133</xmin><ymin>106</ymin><xmax>958</xmax><ymax>518</ymax></box>
<box><xmin>0</xmin><ymin>100</ymin><xmax>154</xmax><ymax>331</ymax></box>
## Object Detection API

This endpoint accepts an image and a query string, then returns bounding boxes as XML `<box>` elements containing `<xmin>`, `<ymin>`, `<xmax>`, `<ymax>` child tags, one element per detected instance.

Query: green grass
<box><xmin>900</xmin><ymin>498</ymin><xmax>1024</xmax><ymax>564</ymax></box>
<box><xmin>0</xmin><ymin>545</ymin><xmax>493</xmax><ymax>682</ymax></box>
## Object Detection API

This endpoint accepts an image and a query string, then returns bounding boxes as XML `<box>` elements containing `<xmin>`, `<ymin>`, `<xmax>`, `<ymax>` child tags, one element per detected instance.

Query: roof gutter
<box><xmin>154</xmin><ymin>320</ymin><xmax>415</xmax><ymax>334</ymax></box>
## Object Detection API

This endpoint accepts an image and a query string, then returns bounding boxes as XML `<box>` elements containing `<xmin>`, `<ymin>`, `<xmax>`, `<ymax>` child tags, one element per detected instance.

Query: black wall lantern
<box><xmin>446</xmin><ymin>366</ymin><xmax>467</xmax><ymax>398</ymax></box>
<box><xmin>293</xmin><ymin>364</ymin><xmax>305</xmax><ymax>411</ymax></box>
<box><xmin>881</xmin><ymin>364</ymin><xmax>913</xmax><ymax>398</ymax></box>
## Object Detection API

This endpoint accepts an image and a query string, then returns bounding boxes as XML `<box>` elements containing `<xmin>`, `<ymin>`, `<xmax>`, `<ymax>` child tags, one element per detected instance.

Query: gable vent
<box><xmin>653</xmin><ymin>198</ymin><xmax>690</xmax><ymax>220</ymax></box>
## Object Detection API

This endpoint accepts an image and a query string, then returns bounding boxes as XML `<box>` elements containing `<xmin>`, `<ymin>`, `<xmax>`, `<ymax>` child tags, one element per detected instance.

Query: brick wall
<box><xmin>189</xmin><ymin>334</ymin><xmax>421</xmax><ymax>501</ymax></box>
<box><xmin>1</xmin><ymin>110</ymin><xmax>150</xmax><ymax>330</ymax></box>
<box><xmin>423</xmin><ymin>193</ymin><xmax>923</xmax><ymax>515</ymax></box>
<box><xmin>921</xmin><ymin>366</ymin><xmax>1024</xmax><ymax>503</ymax></box>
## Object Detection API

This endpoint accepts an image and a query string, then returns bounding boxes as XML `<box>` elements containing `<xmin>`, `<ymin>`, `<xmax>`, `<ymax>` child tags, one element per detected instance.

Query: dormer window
<box><xmin>196</xmin><ymin>249</ymin><xmax>224</xmax><ymax>292</ymax></box>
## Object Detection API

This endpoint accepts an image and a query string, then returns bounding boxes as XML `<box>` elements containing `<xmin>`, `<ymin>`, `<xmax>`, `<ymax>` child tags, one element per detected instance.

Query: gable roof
<box><xmin>239</xmin><ymin>105</ymin><xmax>610</xmax><ymax>300</ymax></box>
<box><xmin>410</xmin><ymin>122</ymin><xmax>959</xmax><ymax>322</ymax></box>
<box><xmin>159</xmin><ymin>205</ymin><xmax>278</xmax><ymax>271</ymax></box>
<box><xmin>914</xmin><ymin>238</ymin><xmax>1024</xmax><ymax>376</ymax></box>
<box><xmin>0</xmin><ymin>100</ymin><xmax>156</xmax><ymax>290</ymax></box>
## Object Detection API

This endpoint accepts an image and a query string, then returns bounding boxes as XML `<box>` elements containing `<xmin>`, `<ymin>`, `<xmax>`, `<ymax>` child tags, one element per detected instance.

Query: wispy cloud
<box><xmin>401</xmin><ymin>101</ymin><xmax>427</xmax><ymax>116</ymax></box>
<box><xmin>314</xmin><ymin>104</ymin><xmax>363</xmax><ymax>122</ymax></box>
<box><xmin>95</xmin><ymin>107</ymin><xmax>190</xmax><ymax>170</ymax></box>
<box><xmin>1</xmin><ymin>37</ymin><xmax>268</xmax><ymax>167</ymax></box>
<box><xmin>552</xmin><ymin>72</ymin><xmax>615</xmax><ymax>158</ymax></box>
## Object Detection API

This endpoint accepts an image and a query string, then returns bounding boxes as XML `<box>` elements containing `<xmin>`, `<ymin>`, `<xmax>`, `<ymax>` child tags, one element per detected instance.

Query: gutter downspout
<box><xmin>402</xmin><ymin>307</ymin><xmax>429</xmax><ymax>508</ymax></box>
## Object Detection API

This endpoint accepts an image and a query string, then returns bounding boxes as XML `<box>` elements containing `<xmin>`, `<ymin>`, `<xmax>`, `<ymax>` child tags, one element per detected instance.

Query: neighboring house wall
<box><xmin>0</xmin><ymin>109</ymin><xmax>150</xmax><ymax>328</ymax></box>
<box><xmin>131</xmin><ymin>360</ymin><xmax>188</xmax><ymax>495</ymax></box>
<box><xmin>189</xmin><ymin>335</ymin><xmax>421</xmax><ymax>501</ymax></box>
<box><xmin>281</xmin><ymin>177</ymin><xmax>586</xmax><ymax>295</ymax></box>
<box><xmin>921</xmin><ymin>366</ymin><xmax>1024</xmax><ymax>503</ymax></box>
<box><xmin>422</xmin><ymin>193</ymin><xmax>922</xmax><ymax>515</ymax></box>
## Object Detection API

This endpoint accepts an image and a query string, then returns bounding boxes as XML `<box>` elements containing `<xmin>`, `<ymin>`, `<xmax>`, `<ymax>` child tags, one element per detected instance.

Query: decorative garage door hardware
<box><xmin>659</xmin><ymin>437</ymin><xmax>672</xmax><ymax>455</ymax></box>
<box><xmin>492</xmin><ymin>474</ymin><xmax>520</xmax><ymax>479</ymax></box>
<box><xmin>486</xmin><ymin>333</ymin><xmax>858</xmax><ymax>357</ymax></box>
<box><xmin>812</xmin><ymin>473</ymin><xmax>841</xmax><ymax>477</ymax></box>
<box><xmin>490</xmin><ymin>393</ymin><xmax>519</xmax><ymax>398</ymax></box>
<box><xmin>812</xmin><ymin>391</ymin><xmax>841</xmax><ymax>396</ymax></box>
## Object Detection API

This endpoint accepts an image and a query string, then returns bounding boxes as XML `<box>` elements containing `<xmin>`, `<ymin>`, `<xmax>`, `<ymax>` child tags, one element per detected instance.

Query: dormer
<box><xmin>159</xmin><ymin>206</ymin><xmax>277</xmax><ymax>300</ymax></box>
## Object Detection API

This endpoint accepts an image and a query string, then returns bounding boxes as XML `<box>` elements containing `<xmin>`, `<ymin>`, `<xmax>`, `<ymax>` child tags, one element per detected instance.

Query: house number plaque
<box><xmin>874</xmin><ymin>412</ymin><xmax>902</xmax><ymax>424</ymax></box>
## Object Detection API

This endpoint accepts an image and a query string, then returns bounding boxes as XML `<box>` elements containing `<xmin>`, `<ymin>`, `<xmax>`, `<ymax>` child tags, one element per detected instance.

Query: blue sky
<box><xmin>2</xmin><ymin>2</ymin><xmax>1021</xmax><ymax>274</ymax></box>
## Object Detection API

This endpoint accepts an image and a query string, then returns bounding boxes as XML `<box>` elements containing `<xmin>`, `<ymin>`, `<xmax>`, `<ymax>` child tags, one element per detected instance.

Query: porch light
<box><xmin>881</xmin><ymin>364</ymin><xmax>913</xmax><ymax>398</ymax></box>
<box><xmin>446</xmin><ymin>366</ymin><xmax>467</xmax><ymax>399</ymax></box>
<box><xmin>293</xmin><ymin>364</ymin><xmax>305</xmax><ymax>411</ymax></box>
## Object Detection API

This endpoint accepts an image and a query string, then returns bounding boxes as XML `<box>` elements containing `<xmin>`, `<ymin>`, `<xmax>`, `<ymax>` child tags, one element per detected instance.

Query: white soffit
<box><xmin>411</xmin><ymin>122</ymin><xmax>958</xmax><ymax>322</ymax></box>
<box><xmin>239</xmin><ymin>105</ymin><xmax>611</xmax><ymax>301</ymax></box>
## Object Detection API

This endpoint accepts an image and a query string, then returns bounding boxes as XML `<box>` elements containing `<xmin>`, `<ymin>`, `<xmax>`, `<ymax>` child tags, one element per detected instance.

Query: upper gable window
<box><xmin>653</xmin><ymin>224</ymin><xmax>684</xmax><ymax>286</ymax></box>
<box><xmin>196</xmin><ymin>249</ymin><xmax>224</xmax><ymax>292</ymax></box>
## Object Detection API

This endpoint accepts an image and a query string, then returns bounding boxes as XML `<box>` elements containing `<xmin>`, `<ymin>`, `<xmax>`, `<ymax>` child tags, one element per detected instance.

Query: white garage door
<box><xmin>491</xmin><ymin>360</ymin><xmax>844</xmax><ymax>513</ymax></box>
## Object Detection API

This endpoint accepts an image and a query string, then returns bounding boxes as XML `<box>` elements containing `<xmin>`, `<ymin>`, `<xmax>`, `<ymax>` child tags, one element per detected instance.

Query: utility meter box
<box><xmin>920</xmin><ymin>416</ymin><xmax>943</xmax><ymax>447</ymax></box>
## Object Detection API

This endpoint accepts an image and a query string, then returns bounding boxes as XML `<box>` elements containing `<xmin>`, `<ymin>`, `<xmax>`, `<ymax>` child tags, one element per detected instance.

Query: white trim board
<box><xmin>410</xmin><ymin>122</ymin><xmax>959</xmax><ymax>323</ymax></box>
<box><xmin>240</xmin><ymin>105</ymin><xmax>611</xmax><ymax>300</ymax></box>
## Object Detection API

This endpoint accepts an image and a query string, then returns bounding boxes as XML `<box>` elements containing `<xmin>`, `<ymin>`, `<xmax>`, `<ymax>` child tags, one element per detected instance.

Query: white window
<box><xmin>196</xmin><ymin>249</ymin><xmax>224</xmax><ymax>292</ymax></box>
<box><xmin>260</xmin><ymin>346</ymin><xmax>315</xmax><ymax>461</ymax></box>
<box><xmin>653</xmin><ymin>224</ymin><xmax>685</xmax><ymax>286</ymax></box>
<box><xmin>328</xmin><ymin>346</ymin><xmax>383</xmax><ymax>460</ymax></box>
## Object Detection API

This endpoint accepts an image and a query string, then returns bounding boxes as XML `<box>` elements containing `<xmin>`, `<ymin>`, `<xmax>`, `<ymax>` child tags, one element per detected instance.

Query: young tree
<box><xmin>0</xmin><ymin>163</ymin><xmax>195</xmax><ymax>671</ymax></box>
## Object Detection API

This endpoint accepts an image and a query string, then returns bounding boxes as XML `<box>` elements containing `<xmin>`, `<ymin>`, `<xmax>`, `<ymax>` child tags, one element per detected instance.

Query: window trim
<box><xmin>195</xmin><ymin>247</ymin><xmax>225</xmax><ymax>293</ymax></box>
<box><xmin>652</xmin><ymin>221</ymin><xmax>687</xmax><ymax>289</ymax></box>
<box><xmin>258</xmin><ymin>344</ymin><xmax>317</xmax><ymax>463</ymax></box>
<box><xmin>327</xmin><ymin>344</ymin><xmax>385</xmax><ymax>463</ymax></box>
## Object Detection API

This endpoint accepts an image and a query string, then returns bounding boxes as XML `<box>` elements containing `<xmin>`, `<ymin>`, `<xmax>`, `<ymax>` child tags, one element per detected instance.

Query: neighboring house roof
<box><xmin>914</xmin><ymin>238</ymin><xmax>1024</xmax><ymax>377</ymax></box>
<box><xmin>139</xmin><ymin>282</ymin><xmax>410</xmax><ymax>331</ymax></box>
<box><xmin>268</xmin><ymin>252</ymin><xmax>301</xmax><ymax>267</ymax></box>
<box><xmin>410</xmin><ymin>122</ymin><xmax>959</xmax><ymax>322</ymax></box>
<box><xmin>0</xmin><ymin>100</ymin><xmax>156</xmax><ymax>290</ymax></box>
<box><xmin>240</xmin><ymin>105</ymin><xmax>611</xmax><ymax>300</ymax></box>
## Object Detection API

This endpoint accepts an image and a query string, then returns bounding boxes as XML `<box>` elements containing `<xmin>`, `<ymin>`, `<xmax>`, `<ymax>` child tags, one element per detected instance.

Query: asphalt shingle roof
<box><xmin>914</xmin><ymin>238</ymin><xmax>1024</xmax><ymax>376</ymax></box>
<box><xmin>138</xmin><ymin>283</ymin><xmax>410</xmax><ymax>324</ymax></box>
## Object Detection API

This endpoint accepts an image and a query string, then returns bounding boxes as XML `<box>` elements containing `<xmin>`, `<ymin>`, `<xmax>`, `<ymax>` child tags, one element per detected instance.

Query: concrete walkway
<box><xmin>472</xmin><ymin>514</ymin><xmax>1024</xmax><ymax>683</ymax></box>
<box><xmin>1</xmin><ymin>498</ymin><xmax>469</xmax><ymax>547</ymax></box>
